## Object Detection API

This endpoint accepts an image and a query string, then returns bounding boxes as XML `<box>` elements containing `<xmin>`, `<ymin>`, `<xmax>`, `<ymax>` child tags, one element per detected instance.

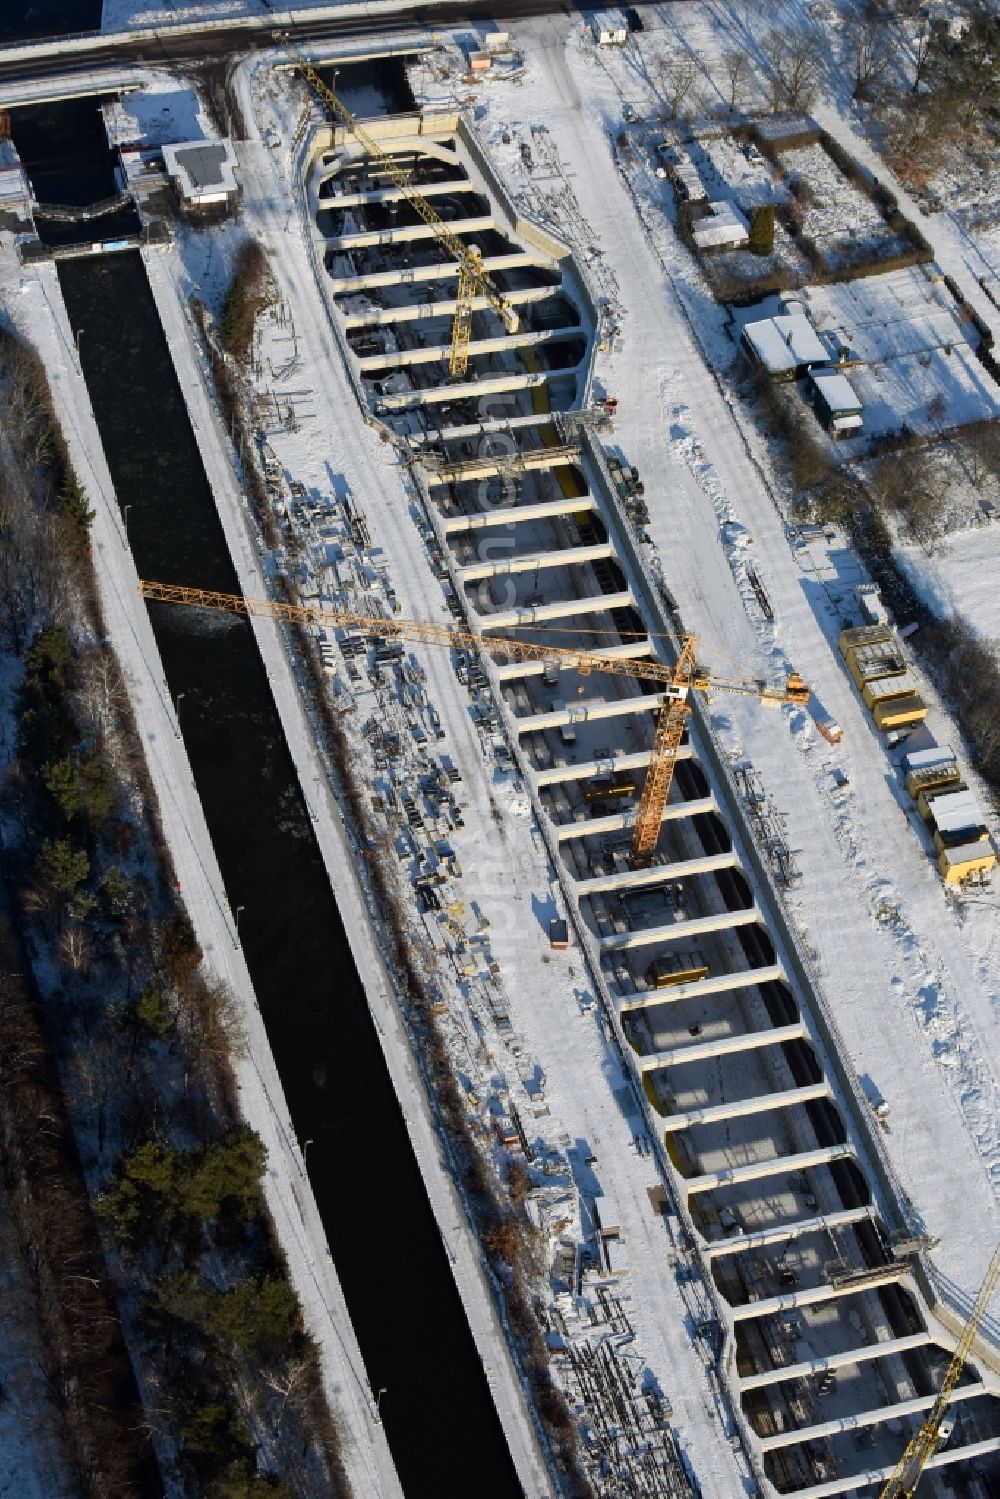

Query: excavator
<box><xmin>137</xmin><ymin>581</ymin><xmax>808</xmax><ymax>871</ymax></box>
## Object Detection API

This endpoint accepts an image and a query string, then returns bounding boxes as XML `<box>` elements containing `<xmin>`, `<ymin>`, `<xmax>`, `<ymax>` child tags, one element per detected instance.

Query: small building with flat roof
<box><xmin>161</xmin><ymin>138</ymin><xmax>238</xmax><ymax>215</ymax></box>
<box><xmin>741</xmin><ymin>313</ymin><xmax>829</xmax><ymax>381</ymax></box>
<box><xmin>691</xmin><ymin>200</ymin><xmax>749</xmax><ymax>252</ymax></box>
<box><xmin>810</xmin><ymin>370</ymin><xmax>863</xmax><ymax>434</ymax></box>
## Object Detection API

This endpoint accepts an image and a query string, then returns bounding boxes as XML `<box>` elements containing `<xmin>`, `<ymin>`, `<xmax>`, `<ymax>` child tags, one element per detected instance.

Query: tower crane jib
<box><xmin>137</xmin><ymin>581</ymin><xmax>807</xmax><ymax>869</ymax></box>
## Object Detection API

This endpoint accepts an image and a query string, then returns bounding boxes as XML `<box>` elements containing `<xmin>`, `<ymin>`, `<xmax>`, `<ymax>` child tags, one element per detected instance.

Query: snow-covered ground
<box><xmin>102</xmin><ymin>0</ymin><xmax>262</xmax><ymax>30</ymax></box>
<box><xmin>446</xmin><ymin>11</ymin><xmax>1000</xmax><ymax>1317</ymax></box>
<box><xmin>105</xmin><ymin>71</ymin><xmax>213</xmax><ymax>147</ymax></box>
<box><xmin>897</xmin><ymin>524</ymin><xmax>1000</xmax><ymax>643</ymax></box>
<box><xmin>99</xmin><ymin>0</ymin><xmax>426</xmax><ymax>34</ymax></box>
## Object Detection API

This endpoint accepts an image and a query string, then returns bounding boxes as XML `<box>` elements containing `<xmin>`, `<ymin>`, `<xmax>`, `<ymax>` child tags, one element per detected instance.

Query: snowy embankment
<box><xmin>138</xmin><ymin>241</ymin><xmax>554</xmax><ymax>1497</ymax></box>
<box><xmin>98</xmin><ymin>0</ymin><xmax>449</xmax><ymax>36</ymax></box>
<box><xmin>492</xmin><ymin>14</ymin><xmax>1000</xmax><ymax>1307</ymax></box>
<box><xmin>0</xmin><ymin>255</ymin><xmax>401</xmax><ymax>1499</ymax></box>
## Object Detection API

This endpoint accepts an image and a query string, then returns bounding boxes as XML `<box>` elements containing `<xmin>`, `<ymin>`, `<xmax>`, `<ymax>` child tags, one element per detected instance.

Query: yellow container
<box><xmin>906</xmin><ymin>761</ymin><xmax>959</xmax><ymax>800</ymax></box>
<box><xmin>845</xmin><ymin>642</ymin><xmax>906</xmax><ymax>691</ymax></box>
<box><xmin>938</xmin><ymin>842</ymin><xmax>997</xmax><ymax>884</ymax></box>
<box><xmin>838</xmin><ymin>624</ymin><xmax>892</xmax><ymax>660</ymax></box>
<box><xmin>862</xmin><ymin>670</ymin><xmax>917</xmax><ymax>710</ymax></box>
<box><xmin>872</xmin><ymin>693</ymin><xmax>927</xmax><ymax>731</ymax></box>
<box><xmin>916</xmin><ymin>777</ymin><xmax>964</xmax><ymax>820</ymax></box>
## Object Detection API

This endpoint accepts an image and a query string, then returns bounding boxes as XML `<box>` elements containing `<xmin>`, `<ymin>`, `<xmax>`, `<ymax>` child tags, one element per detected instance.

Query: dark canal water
<box><xmin>8</xmin><ymin>74</ymin><xmax>525</xmax><ymax>1495</ymax></box>
<box><xmin>58</xmin><ymin>248</ymin><xmax>523</xmax><ymax>1499</ymax></box>
<box><xmin>0</xmin><ymin>0</ymin><xmax>100</xmax><ymax>42</ymax></box>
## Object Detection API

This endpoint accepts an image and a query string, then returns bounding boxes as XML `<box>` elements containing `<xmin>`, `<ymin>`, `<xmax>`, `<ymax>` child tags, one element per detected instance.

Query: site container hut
<box><xmin>870</xmin><ymin>688</ymin><xmax>928</xmax><ymax>732</ymax></box>
<box><xmin>861</xmin><ymin>667</ymin><xmax>919</xmax><ymax>713</ymax></box>
<box><xmin>856</xmin><ymin>582</ymin><xmax>889</xmax><ymax>627</ymax></box>
<box><xmin>938</xmin><ymin>839</ymin><xmax>997</xmax><ymax>883</ymax></box>
<box><xmin>741</xmin><ymin>314</ymin><xmax>829</xmax><ymax>382</ymax></box>
<box><xmin>645</xmin><ymin>953</ymin><xmax>709</xmax><ymax>989</ymax></box>
<box><xmin>928</xmin><ymin>789</ymin><xmax>988</xmax><ymax>850</ymax></box>
<box><xmin>594</xmin><ymin>1196</ymin><xmax>620</xmax><ymax>1238</ymax></box>
<box><xmin>809</xmin><ymin>369</ymin><xmax>863</xmax><ymax>434</ymax></box>
<box><xmin>913</xmin><ymin>770</ymin><xmax>963</xmax><ymax>819</ymax></box>
<box><xmin>548</xmin><ymin>917</ymin><xmax>569</xmax><ymax>951</ymax></box>
<box><xmin>905</xmin><ymin>744</ymin><xmax>959</xmax><ymax>800</ymax></box>
<box><xmin>690</xmin><ymin>200</ymin><xmax>750</xmax><ymax>252</ymax></box>
<box><xmin>919</xmin><ymin>779</ymin><xmax>968</xmax><ymax>821</ymax></box>
<box><xmin>839</xmin><ymin>627</ymin><xmax>906</xmax><ymax>690</ymax></box>
<box><xmin>839</xmin><ymin>623</ymin><xmax>892</xmax><ymax>659</ymax></box>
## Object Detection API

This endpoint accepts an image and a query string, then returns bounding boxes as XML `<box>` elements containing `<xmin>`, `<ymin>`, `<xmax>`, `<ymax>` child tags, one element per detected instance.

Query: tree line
<box><xmin>0</xmin><ymin>320</ymin><xmax>348</xmax><ymax>1497</ymax></box>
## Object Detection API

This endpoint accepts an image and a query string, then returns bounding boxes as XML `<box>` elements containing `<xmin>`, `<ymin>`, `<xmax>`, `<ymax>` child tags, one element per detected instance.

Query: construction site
<box><xmin>136</xmin><ymin>42</ymin><xmax>1000</xmax><ymax>1497</ymax></box>
<box><xmin>2</xmin><ymin>6</ymin><xmax>1000</xmax><ymax>1499</ymax></box>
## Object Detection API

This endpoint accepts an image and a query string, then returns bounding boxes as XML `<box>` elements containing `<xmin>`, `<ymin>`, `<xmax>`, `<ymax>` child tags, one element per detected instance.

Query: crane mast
<box><xmin>137</xmin><ymin>581</ymin><xmax>807</xmax><ymax>868</ymax></box>
<box><xmin>629</xmin><ymin>635</ymin><xmax>697</xmax><ymax>869</ymax></box>
<box><xmin>283</xmin><ymin>38</ymin><xmax>519</xmax><ymax>377</ymax></box>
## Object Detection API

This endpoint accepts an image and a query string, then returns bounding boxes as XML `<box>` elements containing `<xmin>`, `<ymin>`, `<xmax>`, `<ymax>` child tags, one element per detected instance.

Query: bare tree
<box><xmin>961</xmin><ymin>422</ymin><xmax>1000</xmax><ymax>490</ymax></box>
<box><xmin>763</xmin><ymin>29</ymin><xmax>789</xmax><ymax>112</ymax></box>
<box><xmin>764</xmin><ymin>26</ymin><xmax>821</xmax><ymax>112</ymax></box>
<box><xmin>659</xmin><ymin>52</ymin><xmax>700</xmax><ymax>120</ymax></box>
<box><xmin>722</xmin><ymin>48</ymin><xmax>749</xmax><ymax>112</ymax></box>
<box><xmin>911</xmin><ymin>14</ymin><xmax>933</xmax><ymax>93</ymax></box>
<box><xmin>845</xmin><ymin>8</ymin><xmax>893</xmax><ymax>100</ymax></box>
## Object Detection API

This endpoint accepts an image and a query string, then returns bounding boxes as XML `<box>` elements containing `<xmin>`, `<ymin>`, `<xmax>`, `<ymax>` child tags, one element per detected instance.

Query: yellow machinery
<box><xmin>283</xmin><ymin>38</ymin><xmax>518</xmax><ymax>377</ymax></box>
<box><xmin>137</xmin><ymin>581</ymin><xmax>807</xmax><ymax>871</ymax></box>
<box><xmin>880</xmin><ymin>1243</ymin><xmax>1000</xmax><ymax>1498</ymax></box>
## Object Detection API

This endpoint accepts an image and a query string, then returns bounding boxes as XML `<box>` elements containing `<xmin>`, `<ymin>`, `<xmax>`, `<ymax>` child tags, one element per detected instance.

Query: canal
<box><xmin>0</xmin><ymin>0</ymin><xmax>100</xmax><ymax>44</ymax></box>
<box><xmin>11</xmin><ymin>93</ymin><xmax>525</xmax><ymax>1499</ymax></box>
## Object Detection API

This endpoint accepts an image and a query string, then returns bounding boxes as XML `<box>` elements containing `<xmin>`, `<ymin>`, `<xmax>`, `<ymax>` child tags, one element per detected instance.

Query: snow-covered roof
<box><xmin>930</xmin><ymin>789</ymin><xmax>985</xmax><ymax>837</ymax></box>
<box><xmin>865</xmin><ymin>670</ymin><xmax>918</xmax><ymax>703</ymax></box>
<box><xmin>692</xmin><ymin>200</ymin><xmax>749</xmax><ymax>249</ymax></box>
<box><xmin>811</xmin><ymin>371</ymin><xmax>862</xmax><ymax>414</ymax></box>
<box><xmin>940</xmin><ymin>839</ymin><xmax>995</xmax><ymax>870</ymax></box>
<box><xmin>904</xmin><ymin>745</ymin><xmax>955</xmax><ymax>774</ymax></box>
<box><xmin>674</xmin><ymin>164</ymin><xmax>706</xmax><ymax>200</ymax></box>
<box><xmin>162</xmin><ymin>139</ymin><xmax>238</xmax><ymax>204</ymax></box>
<box><xmin>742</xmin><ymin>313</ymin><xmax>827</xmax><ymax>373</ymax></box>
<box><xmin>594</xmin><ymin>1195</ymin><xmax>620</xmax><ymax>1235</ymax></box>
<box><xmin>777</xmin><ymin>314</ymin><xmax>828</xmax><ymax>366</ymax></box>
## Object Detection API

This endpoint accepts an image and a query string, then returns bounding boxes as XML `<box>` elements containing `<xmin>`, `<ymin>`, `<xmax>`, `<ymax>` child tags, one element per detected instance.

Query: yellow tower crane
<box><xmin>137</xmin><ymin>581</ymin><xmax>808</xmax><ymax>870</ymax></box>
<box><xmin>283</xmin><ymin>38</ymin><xmax>519</xmax><ymax>377</ymax></box>
<box><xmin>880</xmin><ymin>1243</ymin><xmax>1000</xmax><ymax>1499</ymax></box>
